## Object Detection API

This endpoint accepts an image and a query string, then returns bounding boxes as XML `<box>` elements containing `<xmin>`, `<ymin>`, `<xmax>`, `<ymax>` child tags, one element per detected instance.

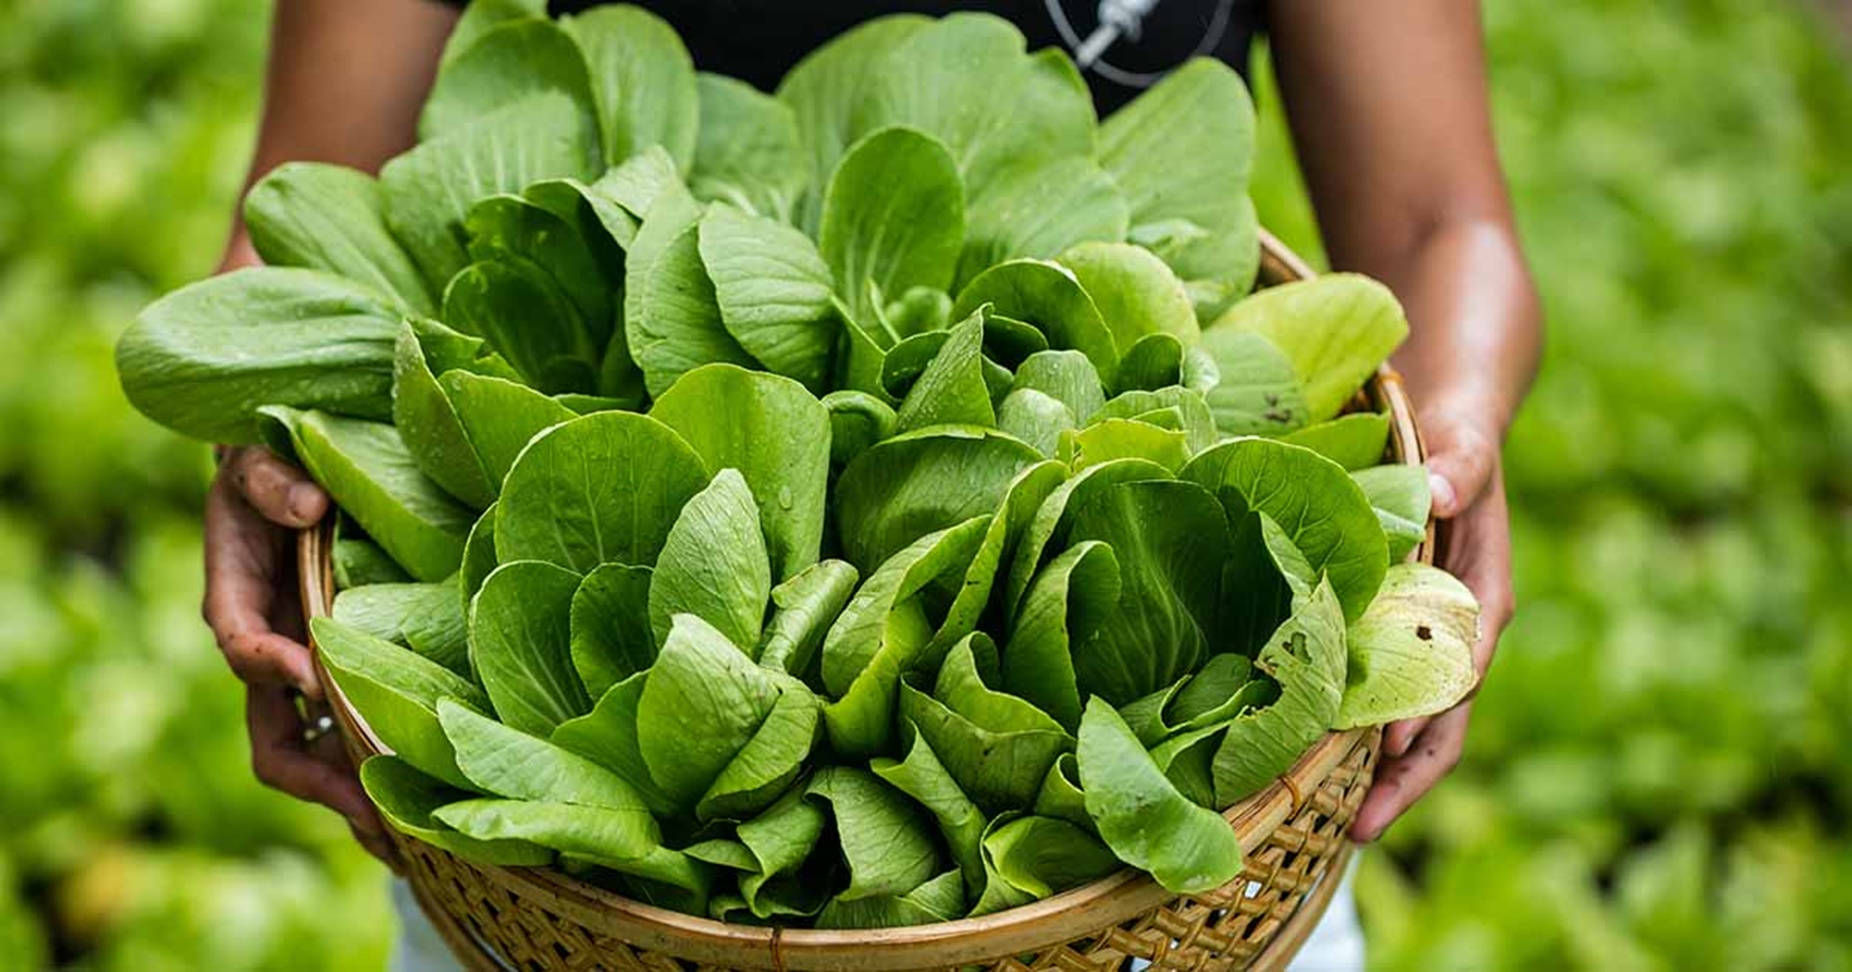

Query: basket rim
<box><xmin>301</xmin><ymin>227</ymin><xmax>1431</xmax><ymax>969</ymax></box>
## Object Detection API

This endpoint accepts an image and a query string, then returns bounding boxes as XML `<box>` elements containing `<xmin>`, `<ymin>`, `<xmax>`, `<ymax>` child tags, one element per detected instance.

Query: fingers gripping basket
<box><xmin>301</xmin><ymin>230</ymin><xmax>1433</xmax><ymax>972</ymax></box>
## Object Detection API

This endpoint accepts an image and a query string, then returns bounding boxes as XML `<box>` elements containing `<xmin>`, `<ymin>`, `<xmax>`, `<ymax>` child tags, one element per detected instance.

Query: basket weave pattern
<box><xmin>301</xmin><ymin>231</ymin><xmax>1424</xmax><ymax>972</ymax></box>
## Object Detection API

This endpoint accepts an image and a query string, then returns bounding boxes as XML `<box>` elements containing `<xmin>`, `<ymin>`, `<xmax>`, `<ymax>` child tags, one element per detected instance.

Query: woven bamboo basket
<box><xmin>300</xmin><ymin>229</ymin><xmax>1433</xmax><ymax>972</ymax></box>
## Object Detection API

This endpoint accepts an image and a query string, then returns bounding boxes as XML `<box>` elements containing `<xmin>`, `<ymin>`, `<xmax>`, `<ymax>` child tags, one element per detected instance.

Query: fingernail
<box><xmin>1428</xmin><ymin>471</ymin><xmax>1456</xmax><ymax>517</ymax></box>
<box><xmin>288</xmin><ymin>484</ymin><xmax>322</xmax><ymax>524</ymax></box>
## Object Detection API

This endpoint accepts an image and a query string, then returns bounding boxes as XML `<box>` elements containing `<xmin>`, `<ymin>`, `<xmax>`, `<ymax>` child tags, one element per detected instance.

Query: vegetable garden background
<box><xmin>2</xmin><ymin>0</ymin><xmax>1848</xmax><ymax>967</ymax></box>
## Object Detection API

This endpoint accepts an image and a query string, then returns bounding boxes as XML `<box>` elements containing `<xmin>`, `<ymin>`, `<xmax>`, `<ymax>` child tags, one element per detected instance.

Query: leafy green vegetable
<box><xmin>1182</xmin><ymin>437</ymin><xmax>1388</xmax><ymax>622</ymax></box>
<box><xmin>647</xmin><ymin>469</ymin><xmax>771</xmax><ymax>649</ymax></box>
<box><xmin>1207</xmin><ymin>275</ymin><xmax>1408</xmax><ymax>422</ymax></box>
<box><xmin>562</xmin><ymin>4</ymin><xmax>698</xmax><ymax>168</ymax></box>
<box><xmin>1336</xmin><ymin>563</ymin><xmax>1479</xmax><ymax>728</ymax></box>
<box><xmin>360</xmin><ymin>756</ymin><xmax>552</xmax><ymax>866</ymax></box>
<box><xmin>244</xmin><ymin>162</ymin><xmax>436</xmax><ymax>315</ymax></box>
<box><xmin>1353</xmin><ymin>463</ymin><xmax>1432</xmax><ymax>563</ymax></box>
<box><xmin>821</xmin><ymin>127</ymin><xmax>965</xmax><ymax>326</ymax></box>
<box><xmin>311</xmin><ymin>617</ymin><xmax>489</xmax><ymax>790</ymax></box>
<box><xmin>1057</xmin><ymin>242</ymin><xmax>1198</xmax><ymax>349</ymax></box>
<box><xmin>649</xmin><ymin>364</ymin><xmax>831</xmax><ymax>580</ymax></box>
<box><xmin>1282</xmin><ymin>411</ymin><xmax>1393</xmax><ymax>471</ymax></box>
<box><xmin>1077</xmin><ymin>697</ymin><xmax>1243</xmax><ymax>894</ymax></box>
<box><xmin>469</xmin><ymin>560</ymin><xmax>590</xmax><ymax>735</ymax></box>
<box><xmin>269</xmin><ymin>408</ymin><xmax>472</xmax><ymax>582</ymax></box>
<box><xmin>494</xmin><ymin>410</ymin><xmax>710</xmax><ymax>573</ymax></box>
<box><xmin>568</xmin><ymin>563</ymin><xmax>655</xmax><ymax>698</ymax></box>
<box><xmin>116</xmin><ymin>8</ymin><xmax>1480</xmax><ymax>927</ymax></box>
<box><xmin>117</xmin><ymin>269</ymin><xmax>400</xmax><ymax>444</ymax></box>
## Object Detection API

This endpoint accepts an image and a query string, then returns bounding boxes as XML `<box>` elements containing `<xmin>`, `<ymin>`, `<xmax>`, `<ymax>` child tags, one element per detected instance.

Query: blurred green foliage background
<box><xmin>1</xmin><ymin>0</ymin><xmax>1847</xmax><ymax>968</ymax></box>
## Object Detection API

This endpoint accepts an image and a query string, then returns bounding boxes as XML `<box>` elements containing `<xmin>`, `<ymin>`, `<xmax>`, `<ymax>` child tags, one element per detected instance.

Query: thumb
<box><xmin>1423</xmin><ymin>420</ymin><xmax>1498</xmax><ymax>519</ymax></box>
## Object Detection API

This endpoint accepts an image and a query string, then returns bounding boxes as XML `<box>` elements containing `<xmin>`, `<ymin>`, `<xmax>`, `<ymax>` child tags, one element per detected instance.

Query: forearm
<box><xmin>1347</xmin><ymin>217</ymin><xmax>1542</xmax><ymax>436</ymax></box>
<box><xmin>222</xmin><ymin>0</ymin><xmax>456</xmax><ymax>266</ymax></box>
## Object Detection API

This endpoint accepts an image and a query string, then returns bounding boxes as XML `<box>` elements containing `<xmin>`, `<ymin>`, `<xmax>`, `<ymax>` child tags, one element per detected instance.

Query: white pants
<box><xmin>389</xmin><ymin>860</ymin><xmax>1364</xmax><ymax>972</ymax></box>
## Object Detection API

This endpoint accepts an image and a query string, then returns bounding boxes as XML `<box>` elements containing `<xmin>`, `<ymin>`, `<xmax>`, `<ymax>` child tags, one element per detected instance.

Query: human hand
<box><xmin>203</xmin><ymin>444</ymin><xmax>393</xmax><ymax>862</ymax></box>
<box><xmin>1350</xmin><ymin>403</ymin><xmax>1516</xmax><ymax>842</ymax></box>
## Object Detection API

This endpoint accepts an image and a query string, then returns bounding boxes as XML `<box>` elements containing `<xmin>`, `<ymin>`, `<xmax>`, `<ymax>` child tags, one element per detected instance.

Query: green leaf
<box><xmin>649</xmin><ymin>363</ymin><xmax>832</xmax><ymax>581</ymax></box>
<box><xmin>1001</xmin><ymin>456</ymin><xmax>1171</xmax><ymax>623</ymax></box>
<box><xmin>758</xmin><ymin>559</ymin><xmax>859</xmax><ymax>676</ymax></box>
<box><xmin>438</xmin><ymin>0</ymin><xmax>546</xmax><ymax>69</ymax></box>
<box><xmin>971</xmin><ymin>815</ymin><xmax>1119</xmax><ymax>914</ymax></box>
<box><xmin>332</xmin><ymin>578</ymin><xmax>470</xmax><ymax>676</ymax></box>
<box><xmin>469</xmin><ymin>560</ymin><xmax>591</xmax><ymax>735</ymax></box>
<box><xmin>1197</xmin><ymin>329</ymin><xmax>1310</xmax><ymax>436</ymax></box>
<box><xmin>311</xmin><ymin>617</ymin><xmax>489</xmax><ymax>790</ymax></box>
<box><xmin>1062</xmin><ymin>418</ymin><xmax>1190</xmax><ymax>474</ymax></box>
<box><xmin>562</xmin><ymin>4</ymin><xmax>698</xmax><ymax>168</ymax></box>
<box><xmin>334</xmin><ymin>533</ymin><xmax>412</xmax><ymax>589</ymax></box>
<box><xmin>1335</xmin><ymin>563</ymin><xmax>1478</xmax><ymax>728</ymax></box>
<box><xmin>952</xmin><ymin>260</ymin><xmax>1118</xmax><ymax>384</ymax></box>
<box><xmin>729</xmin><ymin>787</ymin><xmax>831</xmax><ymax>917</ymax></box>
<box><xmin>648</xmin><ymin>468</ymin><xmax>772</xmax><ymax>649</ymax></box>
<box><xmin>698</xmin><ymin>683</ymin><xmax>820</xmax><ymax>822</ymax></box>
<box><xmin>821</xmin><ymin>390</ymin><xmax>897</xmax><ymax>467</ymax></box>
<box><xmin>465</xmin><ymin>193</ymin><xmax>614</xmax><ymax>351</ymax></box>
<box><xmin>871</xmin><ymin>732</ymin><xmax>987</xmax><ymax>899</ymax></box>
<box><xmin>393</xmin><ymin>320</ymin><xmax>496</xmax><ymax>508</ymax></box>
<box><xmin>1182</xmin><ymin>437</ymin><xmax>1389</xmax><ymax>622</ymax></box>
<box><xmin>419</xmin><ymin>18</ymin><xmax>596</xmax><ymax>142</ymax></box>
<box><xmin>360</xmin><ymin>756</ymin><xmax>551</xmax><ymax>866</ymax></box>
<box><xmin>834</xmin><ymin>426</ymin><xmax>1041</xmax><ymax>573</ymax></box>
<box><xmin>1352</xmin><ymin>464</ymin><xmax>1431</xmax><ymax>564</ymax></box>
<box><xmin>996</xmin><ymin>388</ymin><xmax>1075</xmax><ymax>458</ymax></box>
<box><xmin>819</xmin><ymin>517</ymin><xmax>990</xmax><ymax>758</ymax></box>
<box><xmin>459</xmin><ymin>505</ymin><xmax>498</xmax><ymax>607</ymax></box>
<box><xmin>495</xmin><ymin>410</ymin><xmax>711</xmax><ymax>572</ymax></box>
<box><xmin>381</xmin><ymin>91</ymin><xmax>600</xmax><ymax>295</ymax></box>
<box><xmin>882</xmin><ymin>286</ymin><xmax>954</xmax><ymax>339</ymax></box>
<box><xmin>624</xmin><ymin>195</ymin><xmax>758</xmax><ymax>397</ymax></box>
<box><xmin>860</xmin><ymin>14</ymin><xmax>1094</xmax><ymax>198</ymax></box>
<box><xmin>690</xmin><ymin>73</ymin><xmax>809</xmax><ymax>220</ymax></box>
<box><xmin>898</xmin><ymin>635</ymin><xmax>1072</xmax><ymax>814</ymax></box>
<box><xmin>1282</xmin><ymin>412</ymin><xmax>1392</xmax><ymax>471</ymax></box>
<box><xmin>1010</xmin><ymin>349</ymin><xmax>1108</xmax><ymax>425</ymax></box>
<box><xmin>1098</xmin><ymin>57</ymin><xmax>1254</xmax><ymax>248</ymax></box>
<box><xmin>568</xmin><ymin>563</ymin><xmax>655</xmax><ymax>698</ymax></box>
<box><xmin>954</xmin><ymin>156</ymin><xmax>1128</xmax><ymax>291</ymax></box>
<box><xmin>894</xmin><ymin>312</ymin><xmax>994</xmax><ymax>432</ymax></box>
<box><xmin>1092</xmin><ymin>387</ymin><xmax>1219</xmax><ymax>455</ymax></box>
<box><xmin>551</xmin><ymin>673</ymin><xmax>678</xmax><ymax>816</ymax></box>
<box><xmin>1211</xmin><ymin>578</ymin><xmax>1348</xmax><ymax>805</ymax></box>
<box><xmin>1003</xmin><ymin>540</ymin><xmax>1120</xmax><ymax>730</ymax></box>
<box><xmin>1078</xmin><ymin>697</ymin><xmax>1243</xmax><ymax>895</ymax></box>
<box><xmin>775</xmin><ymin>14</ymin><xmax>930</xmax><ymax>228</ymax></box>
<box><xmin>636</xmin><ymin>614</ymin><xmax>782</xmax><ymax>811</ymax></box>
<box><xmin>243</xmin><ymin>162</ymin><xmax>434</xmax><ymax>315</ymax></box>
<box><xmin>116</xmin><ymin>268</ymin><xmax>399</xmax><ymax>443</ymax></box>
<box><xmin>1062</xmin><ymin>480</ymin><xmax>1234</xmax><ymax>703</ymax></box>
<box><xmin>816</xmin><ymin>870</ymin><xmax>965</xmax><ymax>930</ymax></box>
<box><xmin>1207</xmin><ymin>275</ymin><xmax>1409</xmax><ymax>423</ymax></box>
<box><xmin>820</xmin><ymin>127</ymin><xmax>964</xmax><ymax>326</ymax></box>
<box><xmin>437</xmin><ymin>698</ymin><xmax>650</xmax><ymax>813</ymax></box>
<box><xmin>1032</xmin><ymin>754</ymin><xmax>1092</xmax><ymax>833</ymax></box>
<box><xmin>805</xmin><ymin>768</ymin><xmax>941</xmax><ymax>901</ymax></box>
<box><xmin>1057</xmin><ymin>242</ymin><xmax>1199</xmax><ymax>350</ymax></box>
<box><xmin>434</xmin><ymin>799</ymin><xmax>707</xmax><ymax>896</ymax></box>
<box><xmin>697</xmin><ymin>205</ymin><xmax>835</xmax><ymax>391</ymax></box>
<box><xmin>442</xmin><ymin>258</ymin><xmax>599</xmax><ymax>394</ymax></box>
<box><xmin>1112</xmin><ymin>333</ymin><xmax>1184</xmax><ymax>394</ymax></box>
<box><xmin>437</xmin><ymin>371</ymin><xmax>576</xmax><ymax>492</ymax></box>
<box><xmin>271</xmin><ymin>408</ymin><xmax>471</xmax><ymax>582</ymax></box>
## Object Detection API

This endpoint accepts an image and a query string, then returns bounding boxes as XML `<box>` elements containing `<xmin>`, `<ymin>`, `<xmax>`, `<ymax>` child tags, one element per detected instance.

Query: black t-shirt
<box><xmin>442</xmin><ymin>0</ymin><xmax>1261</xmax><ymax>113</ymax></box>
